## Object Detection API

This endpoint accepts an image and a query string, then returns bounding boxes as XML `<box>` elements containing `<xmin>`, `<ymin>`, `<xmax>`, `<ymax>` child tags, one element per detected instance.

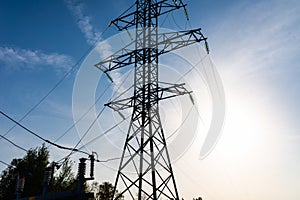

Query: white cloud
<box><xmin>65</xmin><ymin>0</ymin><xmax>121</xmax><ymax>86</ymax></box>
<box><xmin>0</xmin><ymin>46</ymin><xmax>74</xmax><ymax>73</ymax></box>
<box><xmin>65</xmin><ymin>0</ymin><xmax>101</xmax><ymax>46</ymax></box>
<box><xmin>65</xmin><ymin>0</ymin><xmax>128</xmax><ymax>94</ymax></box>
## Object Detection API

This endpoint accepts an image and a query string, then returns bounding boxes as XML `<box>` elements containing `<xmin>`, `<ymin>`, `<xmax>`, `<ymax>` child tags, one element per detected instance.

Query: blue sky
<box><xmin>1</xmin><ymin>0</ymin><xmax>300</xmax><ymax>199</ymax></box>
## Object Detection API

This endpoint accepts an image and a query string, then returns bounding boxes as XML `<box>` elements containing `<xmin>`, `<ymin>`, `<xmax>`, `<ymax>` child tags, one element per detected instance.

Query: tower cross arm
<box><xmin>94</xmin><ymin>39</ymin><xmax>136</xmax><ymax>73</ymax></box>
<box><xmin>105</xmin><ymin>96</ymin><xmax>134</xmax><ymax>111</ymax></box>
<box><xmin>157</xmin><ymin>82</ymin><xmax>192</xmax><ymax>101</ymax></box>
<box><xmin>157</xmin><ymin>28</ymin><xmax>207</xmax><ymax>55</ymax></box>
<box><xmin>105</xmin><ymin>82</ymin><xmax>192</xmax><ymax>112</ymax></box>
<box><xmin>110</xmin><ymin>0</ymin><xmax>187</xmax><ymax>31</ymax></box>
<box><xmin>95</xmin><ymin>28</ymin><xmax>207</xmax><ymax>74</ymax></box>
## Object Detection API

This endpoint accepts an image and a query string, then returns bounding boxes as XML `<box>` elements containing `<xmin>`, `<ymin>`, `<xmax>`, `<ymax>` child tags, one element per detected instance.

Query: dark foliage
<box><xmin>0</xmin><ymin>145</ymin><xmax>76</xmax><ymax>199</ymax></box>
<box><xmin>88</xmin><ymin>181</ymin><xmax>123</xmax><ymax>200</ymax></box>
<box><xmin>0</xmin><ymin>144</ymin><xmax>49</xmax><ymax>199</ymax></box>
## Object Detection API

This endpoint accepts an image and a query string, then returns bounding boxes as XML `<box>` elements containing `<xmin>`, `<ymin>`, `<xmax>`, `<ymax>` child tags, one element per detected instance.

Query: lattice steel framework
<box><xmin>95</xmin><ymin>1</ymin><xmax>208</xmax><ymax>200</ymax></box>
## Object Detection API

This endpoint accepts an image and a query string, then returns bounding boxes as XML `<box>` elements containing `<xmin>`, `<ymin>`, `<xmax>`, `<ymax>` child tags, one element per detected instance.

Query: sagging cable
<box><xmin>183</xmin><ymin>6</ymin><xmax>189</xmax><ymax>21</ymax></box>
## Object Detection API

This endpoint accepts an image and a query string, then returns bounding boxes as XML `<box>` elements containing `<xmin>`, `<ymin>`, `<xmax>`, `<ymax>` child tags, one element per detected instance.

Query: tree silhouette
<box><xmin>193</xmin><ymin>197</ymin><xmax>203</xmax><ymax>200</ymax></box>
<box><xmin>50</xmin><ymin>158</ymin><xmax>76</xmax><ymax>192</ymax></box>
<box><xmin>0</xmin><ymin>145</ymin><xmax>76</xmax><ymax>199</ymax></box>
<box><xmin>88</xmin><ymin>181</ymin><xmax>123</xmax><ymax>200</ymax></box>
<box><xmin>0</xmin><ymin>145</ymin><xmax>49</xmax><ymax>199</ymax></box>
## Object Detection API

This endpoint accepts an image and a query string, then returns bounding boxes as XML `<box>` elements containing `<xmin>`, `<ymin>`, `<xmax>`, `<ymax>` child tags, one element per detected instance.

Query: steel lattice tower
<box><xmin>95</xmin><ymin>1</ymin><xmax>208</xmax><ymax>199</ymax></box>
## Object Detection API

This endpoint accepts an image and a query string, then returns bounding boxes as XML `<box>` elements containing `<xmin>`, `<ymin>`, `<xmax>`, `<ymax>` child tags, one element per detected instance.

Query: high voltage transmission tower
<box><xmin>95</xmin><ymin>0</ymin><xmax>208</xmax><ymax>200</ymax></box>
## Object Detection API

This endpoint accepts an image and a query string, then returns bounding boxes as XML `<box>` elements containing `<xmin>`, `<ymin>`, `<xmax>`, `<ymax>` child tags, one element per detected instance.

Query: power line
<box><xmin>0</xmin><ymin>111</ymin><xmax>89</xmax><ymax>155</ymax></box>
<box><xmin>51</xmin><ymin>83</ymin><xmax>111</xmax><ymax>145</ymax></box>
<box><xmin>76</xmin><ymin>88</ymin><xmax>195</xmax><ymax>164</ymax></box>
<box><xmin>1</xmin><ymin>25</ymin><xmax>110</xmax><ymax>140</ymax></box>
<box><xmin>175</xmin><ymin>53</ymin><xmax>209</xmax><ymax>83</ymax></box>
<box><xmin>87</xmin><ymin>107</ymin><xmax>189</xmax><ymax>164</ymax></box>
<box><xmin>82</xmin><ymin>55</ymin><xmax>208</xmax><ymax>164</ymax></box>
<box><xmin>52</xmin><ymin>67</ymin><xmax>132</xmax><ymax>145</ymax></box>
<box><xmin>79</xmin><ymin>114</ymin><xmax>130</xmax><ymax>149</ymax></box>
<box><xmin>57</xmin><ymin>114</ymin><xmax>130</xmax><ymax>163</ymax></box>
<box><xmin>56</xmin><ymin>70</ymin><xmax>133</xmax><ymax>162</ymax></box>
<box><xmin>0</xmin><ymin>28</ymin><xmax>129</xmax><ymax>165</ymax></box>
<box><xmin>84</xmin><ymin>104</ymin><xmax>195</xmax><ymax>165</ymax></box>
<box><xmin>0</xmin><ymin>160</ymin><xmax>11</xmax><ymax>167</ymax></box>
<box><xmin>62</xmin><ymin>106</ymin><xmax>107</xmax><ymax>160</ymax></box>
<box><xmin>171</xmin><ymin>11</ymin><xmax>184</xmax><ymax>30</ymax></box>
<box><xmin>67</xmin><ymin>61</ymin><xmax>205</xmax><ymax>164</ymax></box>
<box><xmin>0</xmin><ymin>134</ymin><xmax>27</xmax><ymax>152</ymax></box>
<box><xmin>51</xmin><ymin>21</ymin><xmax>207</xmax><ymax>167</ymax></box>
<box><xmin>0</xmin><ymin>25</ymin><xmax>112</xmax><ymax>160</ymax></box>
<box><xmin>67</xmin><ymin>50</ymin><xmax>207</xmax><ymax>164</ymax></box>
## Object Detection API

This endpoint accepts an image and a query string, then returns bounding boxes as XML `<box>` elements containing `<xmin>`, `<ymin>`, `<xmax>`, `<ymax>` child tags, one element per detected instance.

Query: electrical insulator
<box><xmin>89</xmin><ymin>154</ymin><xmax>95</xmax><ymax>178</ymax></box>
<box><xmin>78</xmin><ymin>158</ymin><xmax>86</xmax><ymax>179</ymax></box>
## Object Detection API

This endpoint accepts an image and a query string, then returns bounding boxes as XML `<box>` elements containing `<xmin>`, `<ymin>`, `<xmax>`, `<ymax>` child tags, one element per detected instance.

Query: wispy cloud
<box><xmin>65</xmin><ymin>0</ymin><xmax>122</xmax><ymax>82</ymax></box>
<box><xmin>0</xmin><ymin>46</ymin><xmax>74</xmax><ymax>73</ymax></box>
<box><xmin>211</xmin><ymin>0</ymin><xmax>300</xmax><ymax>78</ymax></box>
<box><xmin>65</xmin><ymin>0</ymin><xmax>101</xmax><ymax>46</ymax></box>
<box><xmin>65</xmin><ymin>0</ymin><xmax>127</xmax><ymax>93</ymax></box>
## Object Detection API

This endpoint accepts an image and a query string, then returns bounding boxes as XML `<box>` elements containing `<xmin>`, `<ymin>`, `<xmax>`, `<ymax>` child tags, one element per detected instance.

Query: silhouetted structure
<box><xmin>95</xmin><ymin>0</ymin><xmax>208</xmax><ymax>200</ymax></box>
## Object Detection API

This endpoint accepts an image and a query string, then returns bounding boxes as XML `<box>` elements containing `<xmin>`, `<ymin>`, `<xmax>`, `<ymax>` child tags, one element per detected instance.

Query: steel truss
<box><xmin>95</xmin><ymin>1</ymin><xmax>208</xmax><ymax>200</ymax></box>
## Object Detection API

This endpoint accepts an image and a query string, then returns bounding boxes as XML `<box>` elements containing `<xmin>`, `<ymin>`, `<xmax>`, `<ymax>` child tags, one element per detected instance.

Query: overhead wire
<box><xmin>0</xmin><ymin>134</ymin><xmax>27</xmax><ymax>152</ymax></box>
<box><xmin>0</xmin><ymin>3</ymin><xmax>178</xmax><ymax>167</ymax></box>
<box><xmin>83</xmin><ymin>102</ymin><xmax>194</xmax><ymax>164</ymax></box>
<box><xmin>0</xmin><ymin>111</ymin><xmax>89</xmax><ymax>155</ymax></box>
<box><xmin>171</xmin><ymin>11</ymin><xmax>184</xmax><ymax>30</ymax></box>
<box><xmin>84</xmin><ymin>54</ymin><xmax>208</xmax><ymax>164</ymax></box>
<box><xmin>0</xmin><ymin>25</ymin><xmax>110</xmax><ymax>139</ymax></box>
<box><xmin>171</xmin><ymin>9</ymin><xmax>228</xmax><ymax>200</ymax></box>
<box><xmin>185</xmin><ymin>6</ymin><xmax>192</xmax><ymax>30</ymax></box>
<box><xmin>112</xmin><ymin>2</ymin><xmax>136</xmax><ymax>27</ymax></box>
<box><xmin>0</xmin><ymin>25</ymin><xmax>112</xmax><ymax>163</ymax></box>
<box><xmin>0</xmin><ymin>160</ymin><xmax>11</xmax><ymax>167</ymax></box>
<box><xmin>51</xmin><ymin>83</ymin><xmax>111</xmax><ymax>145</ymax></box>
<box><xmin>56</xmin><ymin>114</ymin><xmax>131</xmax><ymax>163</ymax></box>
<box><xmin>77</xmin><ymin>114</ymin><xmax>131</xmax><ymax>152</ymax></box>
<box><xmin>160</xmin><ymin>12</ymin><xmax>170</xmax><ymax>27</ymax></box>
<box><xmin>55</xmin><ymin>3</ymin><xmax>207</xmax><ymax>164</ymax></box>
<box><xmin>61</xmin><ymin>106</ymin><xmax>107</xmax><ymax>159</ymax></box>
<box><xmin>171</xmin><ymin>13</ymin><xmax>229</xmax><ymax>195</ymax></box>
<box><xmin>68</xmin><ymin>29</ymin><xmax>210</xmax><ymax>165</ymax></box>
<box><xmin>55</xmin><ymin>69</ymin><xmax>133</xmax><ymax>163</ymax></box>
<box><xmin>0</xmin><ymin>23</ymin><xmax>131</xmax><ymax>164</ymax></box>
<box><xmin>97</xmin><ymin>155</ymin><xmax>130</xmax><ymax>163</ymax></box>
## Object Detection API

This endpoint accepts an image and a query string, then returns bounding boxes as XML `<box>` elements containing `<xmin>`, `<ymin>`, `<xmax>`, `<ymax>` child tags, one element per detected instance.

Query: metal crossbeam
<box><xmin>95</xmin><ymin>28</ymin><xmax>207</xmax><ymax>73</ymax></box>
<box><xmin>105</xmin><ymin>83</ymin><xmax>192</xmax><ymax>111</ymax></box>
<box><xmin>109</xmin><ymin>0</ymin><xmax>187</xmax><ymax>31</ymax></box>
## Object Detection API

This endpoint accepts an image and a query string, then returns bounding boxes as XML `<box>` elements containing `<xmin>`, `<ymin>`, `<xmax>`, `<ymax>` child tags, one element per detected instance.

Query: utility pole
<box><xmin>95</xmin><ymin>1</ymin><xmax>208</xmax><ymax>200</ymax></box>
